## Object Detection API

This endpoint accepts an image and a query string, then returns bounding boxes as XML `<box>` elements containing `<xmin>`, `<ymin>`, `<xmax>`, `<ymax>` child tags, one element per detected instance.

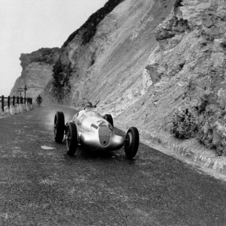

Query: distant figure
<box><xmin>36</xmin><ymin>95</ymin><xmax>42</xmax><ymax>107</ymax></box>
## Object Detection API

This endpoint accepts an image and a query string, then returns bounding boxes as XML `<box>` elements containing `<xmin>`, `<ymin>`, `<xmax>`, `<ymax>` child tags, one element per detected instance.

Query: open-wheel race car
<box><xmin>54</xmin><ymin>101</ymin><xmax>139</xmax><ymax>159</ymax></box>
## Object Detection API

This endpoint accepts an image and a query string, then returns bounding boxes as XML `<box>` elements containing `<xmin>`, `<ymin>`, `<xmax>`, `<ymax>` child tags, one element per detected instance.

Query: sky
<box><xmin>0</xmin><ymin>0</ymin><xmax>108</xmax><ymax>96</ymax></box>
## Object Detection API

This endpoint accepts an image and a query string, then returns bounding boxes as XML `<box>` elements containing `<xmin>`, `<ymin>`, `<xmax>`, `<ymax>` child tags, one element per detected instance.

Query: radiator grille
<box><xmin>98</xmin><ymin>125</ymin><xmax>110</xmax><ymax>146</ymax></box>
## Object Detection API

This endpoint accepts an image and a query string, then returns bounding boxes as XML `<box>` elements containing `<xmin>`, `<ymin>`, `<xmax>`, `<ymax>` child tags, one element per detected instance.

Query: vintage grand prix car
<box><xmin>54</xmin><ymin>101</ymin><xmax>139</xmax><ymax>159</ymax></box>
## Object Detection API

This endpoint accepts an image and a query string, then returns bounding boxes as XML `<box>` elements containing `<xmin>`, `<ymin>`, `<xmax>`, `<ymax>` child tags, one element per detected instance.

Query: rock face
<box><xmin>10</xmin><ymin>48</ymin><xmax>60</xmax><ymax>99</ymax></box>
<box><xmin>116</xmin><ymin>0</ymin><xmax>226</xmax><ymax>156</ymax></box>
<box><xmin>11</xmin><ymin>0</ymin><xmax>226</xmax><ymax>156</ymax></box>
<box><xmin>49</xmin><ymin>0</ymin><xmax>176</xmax><ymax>108</ymax></box>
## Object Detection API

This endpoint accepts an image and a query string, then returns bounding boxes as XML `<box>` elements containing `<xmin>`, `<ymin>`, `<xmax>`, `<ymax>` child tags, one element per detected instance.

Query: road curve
<box><xmin>0</xmin><ymin>104</ymin><xmax>226</xmax><ymax>226</ymax></box>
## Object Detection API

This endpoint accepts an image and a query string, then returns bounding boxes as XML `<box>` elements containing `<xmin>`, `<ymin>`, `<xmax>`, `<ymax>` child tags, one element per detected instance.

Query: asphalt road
<box><xmin>0</xmin><ymin>104</ymin><xmax>226</xmax><ymax>226</ymax></box>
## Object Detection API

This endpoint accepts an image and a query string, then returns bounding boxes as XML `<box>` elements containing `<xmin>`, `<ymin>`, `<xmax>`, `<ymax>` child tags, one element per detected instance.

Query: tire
<box><xmin>104</xmin><ymin>114</ymin><xmax>114</xmax><ymax>127</ymax></box>
<box><xmin>124</xmin><ymin>127</ymin><xmax>139</xmax><ymax>159</ymax></box>
<box><xmin>54</xmin><ymin>112</ymin><xmax>65</xmax><ymax>143</ymax></box>
<box><xmin>66</xmin><ymin>122</ymin><xmax>78</xmax><ymax>156</ymax></box>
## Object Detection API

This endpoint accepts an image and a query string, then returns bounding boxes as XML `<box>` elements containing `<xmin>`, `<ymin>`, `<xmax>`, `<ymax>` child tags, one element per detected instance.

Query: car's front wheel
<box><xmin>66</xmin><ymin>122</ymin><xmax>78</xmax><ymax>156</ymax></box>
<box><xmin>54</xmin><ymin>111</ymin><xmax>65</xmax><ymax>143</ymax></box>
<box><xmin>124</xmin><ymin>127</ymin><xmax>139</xmax><ymax>159</ymax></box>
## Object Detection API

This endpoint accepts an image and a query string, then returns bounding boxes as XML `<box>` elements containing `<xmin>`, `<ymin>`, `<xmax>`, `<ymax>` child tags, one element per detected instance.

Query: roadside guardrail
<box><xmin>0</xmin><ymin>95</ymin><xmax>33</xmax><ymax>116</ymax></box>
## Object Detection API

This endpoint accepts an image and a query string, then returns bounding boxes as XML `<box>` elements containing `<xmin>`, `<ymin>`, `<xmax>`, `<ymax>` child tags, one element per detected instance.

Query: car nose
<box><xmin>98</xmin><ymin>125</ymin><xmax>111</xmax><ymax>147</ymax></box>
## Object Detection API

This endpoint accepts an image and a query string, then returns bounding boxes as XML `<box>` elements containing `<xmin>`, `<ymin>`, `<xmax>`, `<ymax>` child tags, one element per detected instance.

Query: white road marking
<box><xmin>41</xmin><ymin>146</ymin><xmax>55</xmax><ymax>150</ymax></box>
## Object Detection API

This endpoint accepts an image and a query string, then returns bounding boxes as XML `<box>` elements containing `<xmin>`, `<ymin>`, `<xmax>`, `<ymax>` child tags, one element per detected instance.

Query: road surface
<box><xmin>0</xmin><ymin>104</ymin><xmax>226</xmax><ymax>226</ymax></box>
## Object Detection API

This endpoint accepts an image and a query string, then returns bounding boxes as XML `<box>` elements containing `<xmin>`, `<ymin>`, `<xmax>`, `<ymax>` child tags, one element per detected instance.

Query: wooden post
<box><xmin>13</xmin><ymin>96</ymin><xmax>15</xmax><ymax>106</ymax></box>
<box><xmin>8</xmin><ymin>96</ymin><xmax>10</xmax><ymax>108</ymax></box>
<box><xmin>1</xmin><ymin>95</ymin><xmax>4</xmax><ymax>112</ymax></box>
<box><xmin>17</xmin><ymin>96</ymin><xmax>19</xmax><ymax>104</ymax></box>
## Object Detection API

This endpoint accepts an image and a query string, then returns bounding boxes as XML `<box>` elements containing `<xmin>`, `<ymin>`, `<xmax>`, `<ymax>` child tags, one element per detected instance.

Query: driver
<box><xmin>84</xmin><ymin>102</ymin><xmax>95</xmax><ymax>111</ymax></box>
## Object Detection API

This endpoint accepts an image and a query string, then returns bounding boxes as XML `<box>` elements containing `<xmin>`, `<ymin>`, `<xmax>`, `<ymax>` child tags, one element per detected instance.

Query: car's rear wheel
<box><xmin>124</xmin><ymin>127</ymin><xmax>139</xmax><ymax>159</ymax></box>
<box><xmin>104</xmin><ymin>114</ymin><xmax>114</xmax><ymax>127</ymax></box>
<box><xmin>54</xmin><ymin>111</ymin><xmax>65</xmax><ymax>143</ymax></box>
<box><xmin>66</xmin><ymin>122</ymin><xmax>78</xmax><ymax>156</ymax></box>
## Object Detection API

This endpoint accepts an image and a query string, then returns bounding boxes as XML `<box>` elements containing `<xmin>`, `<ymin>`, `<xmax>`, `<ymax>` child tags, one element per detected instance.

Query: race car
<box><xmin>54</xmin><ymin>101</ymin><xmax>139</xmax><ymax>159</ymax></box>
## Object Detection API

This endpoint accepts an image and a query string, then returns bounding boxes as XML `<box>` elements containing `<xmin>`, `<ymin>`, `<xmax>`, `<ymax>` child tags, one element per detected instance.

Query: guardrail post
<box><xmin>8</xmin><ymin>96</ymin><xmax>10</xmax><ymax>108</ymax></box>
<box><xmin>13</xmin><ymin>96</ymin><xmax>15</xmax><ymax>106</ymax></box>
<box><xmin>0</xmin><ymin>95</ymin><xmax>32</xmax><ymax>113</ymax></box>
<box><xmin>27</xmin><ymin>98</ymin><xmax>32</xmax><ymax>105</ymax></box>
<box><xmin>1</xmin><ymin>95</ymin><xmax>4</xmax><ymax>112</ymax></box>
<box><xmin>17</xmin><ymin>96</ymin><xmax>19</xmax><ymax>104</ymax></box>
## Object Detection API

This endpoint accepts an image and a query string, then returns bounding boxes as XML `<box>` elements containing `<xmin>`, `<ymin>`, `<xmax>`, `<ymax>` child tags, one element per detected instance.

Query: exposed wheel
<box><xmin>124</xmin><ymin>127</ymin><xmax>139</xmax><ymax>159</ymax></box>
<box><xmin>104</xmin><ymin>114</ymin><xmax>114</xmax><ymax>127</ymax></box>
<box><xmin>54</xmin><ymin>111</ymin><xmax>65</xmax><ymax>143</ymax></box>
<box><xmin>66</xmin><ymin>122</ymin><xmax>78</xmax><ymax>156</ymax></box>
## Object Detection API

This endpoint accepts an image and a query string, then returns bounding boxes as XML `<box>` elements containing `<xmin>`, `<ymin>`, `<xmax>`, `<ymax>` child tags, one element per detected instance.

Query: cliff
<box><xmin>10</xmin><ymin>0</ymin><xmax>226</xmax><ymax>156</ymax></box>
<box><xmin>10</xmin><ymin>48</ymin><xmax>61</xmax><ymax>99</ymax></box>
<box><xmin>116</xmin><ymin>0</ymin><xmax>226</xmax><ymax>156</ymax></box>
<box><xmin>49</xmin><ymin>0</ymin><xmax>176</xmax><ymax>106</ymax></box>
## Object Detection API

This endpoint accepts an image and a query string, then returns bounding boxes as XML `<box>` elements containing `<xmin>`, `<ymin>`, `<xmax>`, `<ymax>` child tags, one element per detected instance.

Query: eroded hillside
<box><xmin>49</xmin><ymin>0</ymin><xmax>175</xmax><ymax>107</ymax></box>
<box><xmin>116</xmin><ymin>0</ymin><xmax>226</xmax><ymax>156</ymax></box>
<box><xmin>10</xmin><ymin>48</ymin><xmax>60</xmax><ymax>99</ymax></box>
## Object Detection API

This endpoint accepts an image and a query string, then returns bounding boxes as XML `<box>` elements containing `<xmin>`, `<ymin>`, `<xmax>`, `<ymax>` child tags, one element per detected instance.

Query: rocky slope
<box><xmin>10</xmin><ymin>48</ymin><xmax>60</xmax><ymax>99</ymax></box>
<box><xmin>49</xmin><ymin>0</ymin><xmax>175</xmax><ymax>108</ymax></box>
<box><xmin>116</xmin><ymin>0</ymin><xmax>226</xmax><ymax>156</ymax></box>
<box><xmin>11</xmin><ymin>0</ymin><xmax>226</xmax><ymax>156</ymax></box>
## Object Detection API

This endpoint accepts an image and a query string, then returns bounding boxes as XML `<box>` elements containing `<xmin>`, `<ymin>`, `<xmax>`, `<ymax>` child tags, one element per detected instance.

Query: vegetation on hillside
<box><xmin>172</xmin><ymin>89</ymin><xmax>226</xmax><ymax>156</ymax></box>
<box><xmin>62</xmin><ymin>0</ymin><xmax>124</xmax><ymax>47</ymax></box>
<box><xmin>51</xmin><ymin>60</ymin><xmax>73</xmax><ymax>102</ymax></box>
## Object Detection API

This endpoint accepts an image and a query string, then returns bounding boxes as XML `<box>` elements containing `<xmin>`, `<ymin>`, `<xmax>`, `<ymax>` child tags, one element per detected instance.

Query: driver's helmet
<box><xmin>84</xmin><ymin>102</ymin><xmax>94</xmax><ymax>110</ymax></box>
<box><xmin>86</xmin><ymin>102</ymin><xmax>93</xmax><ymax>108</ymax></box>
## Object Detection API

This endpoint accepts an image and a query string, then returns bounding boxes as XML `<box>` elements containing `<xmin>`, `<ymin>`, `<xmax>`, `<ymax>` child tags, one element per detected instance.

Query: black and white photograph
<box><xmin>1</xmin><ymin>0</ymin><xmax>226</xmax><ymax>225</ymax></box>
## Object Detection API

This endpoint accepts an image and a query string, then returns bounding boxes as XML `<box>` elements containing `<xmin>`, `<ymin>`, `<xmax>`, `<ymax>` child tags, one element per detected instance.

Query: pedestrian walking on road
<box><xmin>36</xmin><ymin>95</ymin><xmax>43</xmax><ymax>107</ymax></box>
